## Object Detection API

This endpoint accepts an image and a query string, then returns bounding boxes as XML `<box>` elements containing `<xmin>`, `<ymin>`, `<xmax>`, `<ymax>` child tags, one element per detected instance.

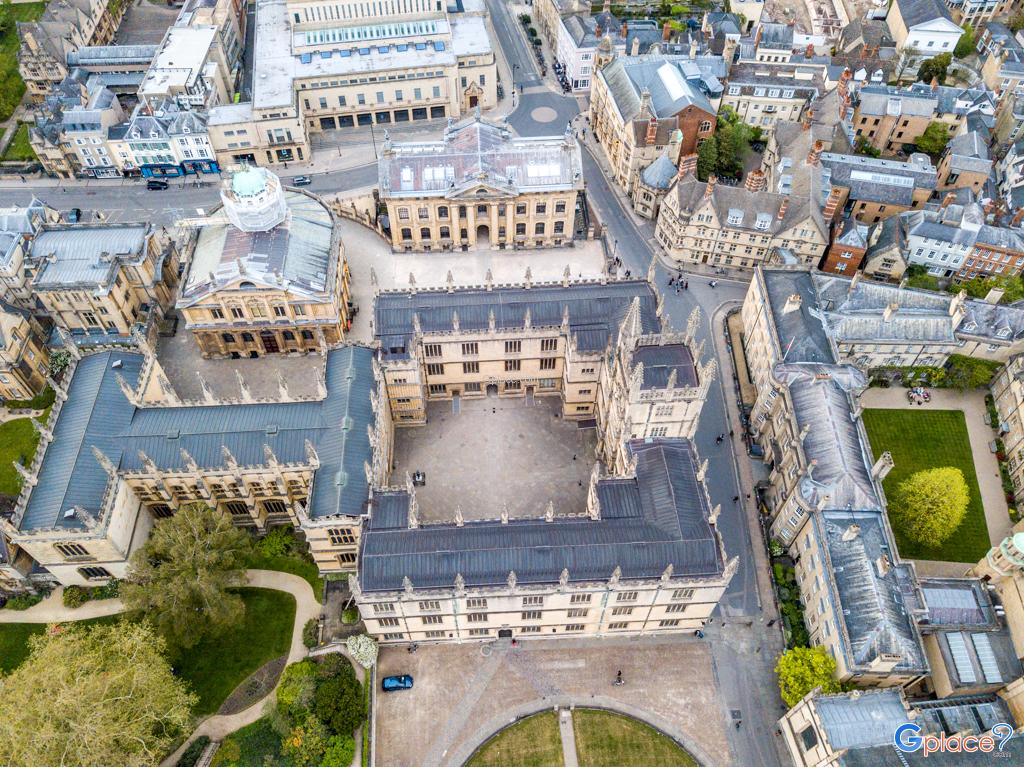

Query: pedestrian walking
<box><xmin>729</xmin><ymin>430</ymin><xmax>734</xmax><ymax>438</ymax></box>
<box><xmin>709</xmin><ymin>280</ymin><xmax>718</xmax><ymax>288</ymax></box>
<box><xmin>683</xmin><ymin>280</ymin><xmax>689</xmax><ymax>289</ymax></box>
<box><xmin>716</xmin><ymin>433</ymin><xmax>725</xmax><ymax>444</ymax></box>
<box><xmin>732</xmin><ymin>495</ymin><xmax>739</xmax><ymax>503</ymax></box>
<box><xmin>668</xmin><ymin>277</ymin><xmax>675</xmax><ymax>286</ymax></box>
<box><xmin>573</xmin><ymin>454</ymin><xmax>577</xmax><ymax>460</ymax></box>
<box><xmin>624</xmin><ymin>269</ymin><xmax>631</xmax><ymax>278</ymax></box>
<box><xmin>735</xmin><ymin>721</ymin><xmax>742</xmax><ymax>730</ymax></box>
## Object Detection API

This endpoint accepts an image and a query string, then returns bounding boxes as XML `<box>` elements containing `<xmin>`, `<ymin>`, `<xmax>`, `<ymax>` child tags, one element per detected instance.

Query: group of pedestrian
<box><xmin>668</xmin><ymin>276</ymin><xmax>689</xmax><ymax>294</ymax></box>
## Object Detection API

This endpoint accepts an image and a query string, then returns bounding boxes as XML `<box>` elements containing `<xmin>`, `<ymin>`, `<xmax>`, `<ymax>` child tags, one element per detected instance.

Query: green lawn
<box><xmin>1</xmin><ymin>124</ymin><xmax>36</xmax><ymax>162</ymax></box>
<box><xmin>468</xmin><ymin>711</ymin><xmax>564</xmax><ymax>767</ymax></box>
<box><xmin>573</xmin><ymin>710</ymin><xmax>698</xmax><ymax>767</ymax></box>
<box><xmin>247</xmin><ymin>550</ymin><xmax>323</xmax><ymax>596</ymax></box>
<box><xmin>170</xmin><ymin>587</ymin><xmax>295</xmax><ymax>716</ymax></box>
<box><xmin>0</xmin><ymin>3</ymin><xmax>47</xmax><ymax>122</ymax></box>
<box><xmin>0</xmin><ymin>416</ymin><xmax>43</xmax><ymax>496</ymax></box>
<box><xmin>0</xmin><ymin>589</ymin><xmax>294</xmax><ymax>717</ymax></box>
<box><xmin>862</xmin><ymin>408</ymin><xmax>991</xmax><ymax>562</ymax></box>
<box><xmin>212</xmin><ymin>717</ymin><xmax>291</xmax><ymax>767</ymax></box>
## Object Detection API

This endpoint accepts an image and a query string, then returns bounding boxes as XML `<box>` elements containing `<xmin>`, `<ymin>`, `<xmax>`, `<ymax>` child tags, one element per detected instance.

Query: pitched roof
<box><xmin>599</xmin><ymin>55</ymin><xmax>718</xmax><ymax>123</ymax></box>
<box><xmin>640</xmin><ymin>154</ymin><xmax>679</xmax><ymax>189</ymax></box>
<box><xmin>358</xmin><ymin>438</ymin><xmax>726</xmax><ymax>591</ymax></box>
<box><xmin>892</xmin><ymin>0</ymin><xmax>955</xmax><ymax>28</ymax></box>
<box><xmin>18</xmin><ymin>347</ymin><xmax>376</xmax><ymax>531</ymax></box>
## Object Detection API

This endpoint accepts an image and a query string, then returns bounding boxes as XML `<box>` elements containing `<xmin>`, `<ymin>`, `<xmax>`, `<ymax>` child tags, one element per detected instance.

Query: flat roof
<box><xmin>140</xmin><ymin>26</ymin><xmax>218</xmax><ymax>94</ymax></box>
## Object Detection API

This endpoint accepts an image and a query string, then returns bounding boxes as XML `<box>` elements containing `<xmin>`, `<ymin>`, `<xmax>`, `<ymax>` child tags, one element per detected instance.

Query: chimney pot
<box><xmin>704</xmin><ymin>174</ymin><xmax>717</xmax><ymax>198</ymax></box>
<box><xmin>663</xmin><ymin>21</ymin><xmax>671</xmax><ymax>41</ymax></box>
<box><xmin>778</xmin><ymin>196</ymin><xmax>789</xmax><ymax>219</ymax></box>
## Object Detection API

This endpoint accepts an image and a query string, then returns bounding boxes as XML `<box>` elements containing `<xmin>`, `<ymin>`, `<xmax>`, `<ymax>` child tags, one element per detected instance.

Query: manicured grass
<box><xmin>0</xmin><ymin>416</ymin><xmax>43</xmax><ymax>496</ymax></box>
<box><xmin>468</xmin><ymin>711</ymin><xmax>564</xmax><ymax>767</ymax></box>
<box><xmin>862</xmin><ymin>408</ymin><xmax>991</xmax><ymax>562</ymax></box>
<box><xmin>573</xmin><ymin>710</ymin><xmax>698</xmax><ymax>767</ymax></box>
<box><xmin>1</xmin><ymin>124</ymin><xmax>36</xmax><ymax>162</ymax></box>
<box><xmin>0</xmin><ymin>590</ymin><xmax>293</xmax><ymax>717</ymax></box>
<box><xmin>212</xmin><ymin>717</ymin><xmax>291</xmax><ymax>767</ymax></box>
<box><xmin>0</xmin><ymin>4</ymin><xmax>47</xmax><ymax>122</ymax></box>
<box><xmin>247</xmin><ymin>550</ymin><xmax>323</xmax><ymax>596</ymax></box>
<box><xmin>170</xmin><ymin>587</ymin><xmax>295</xmax><ymax>716</ymax></box>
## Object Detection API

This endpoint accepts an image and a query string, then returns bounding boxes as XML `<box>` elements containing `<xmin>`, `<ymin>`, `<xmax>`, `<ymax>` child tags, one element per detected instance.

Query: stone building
<box><xmin>17</xmin><ymin>0</ymin><xmax>128</xmax><ymax>102</ymax></box>
<box><xmin>0</xmin><ymin>342</ymin><xmax>380</xmax><ymax>586</ymax></box>
<box><xmin>860</xmin><ymin>216</ymin><xmax>908</xmax><ymax>282</ymax></box>
<box><xmin>590</xmin><ymin>53</ymin><xmax>722</xmax><ymax>198</ymax></box>
<box><xmin>373</xmin><ymin>279</ymin><xmax>716</xmax><ymax>444</ymax></box>
<box><xmin>24</xmin><ymin>222</ymin><xmax>179</xmax><ymax>338</ymax></box>
<box><xmin>740</xmin><ymin>267</ymin><xmax>930</xmax><ymax>687</ymax></box>
<box><xmin>378</xmin><ymin>117</ymin><xmax>584</xmax><ymax>252</ymax></box>
<box><xmin>0</xmin><ymin>305</ymin><xmax>49</xmax><ymax>402</ymax></box>
<box><xmin>176</xmin><ymin>166</ymin><xmax>351</xmax><ymax>358</ymax></box>
<box><xmin>936</xmin><ymin>130</ymin><xmax>992</xmax><ymax>194</ymax></box>
<box><xmin>0</xmin><ymin>199</ymin><xmax>60</xmax><ymax>310</ymax></box>
<box><xmin>720</xmin><ymin>63</ymin><xmax>823</xmax><ymax>130</ymax></box>
<box><xmin>206</xmin><ymin>0</ymin><xmax>497</xmax><ymax>169</ymax></box>
<box><xmin>631</xmin><ymin>152</ymin><xmax>678</xmax><ymax>219</ymax></box>
<box><xmin>886</xmin><ymin>0</ymin><xmax>963</xmax><ymax>79</ymax></box>
<box><xmin>991</xmin><ymin>362</ymin><xmax>1024</xmax><ymax>508</ymax></box>
<box><xmin>654</xmin><ymin>173</ymin><xmax>830</xmax><ymax>270</ymax></box>
<box><xmin>779</xmin><ymin>687</ymin><xmax>1023</xmax><ymax>767</ymax></box>
<box><xmin>819</xmin><ymin>151</ymin><xmax>937</xmax><ymax>225</ymax></box>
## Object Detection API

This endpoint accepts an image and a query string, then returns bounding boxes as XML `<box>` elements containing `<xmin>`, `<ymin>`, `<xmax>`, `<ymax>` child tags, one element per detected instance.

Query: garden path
<box><xmin>860</xmin><ymin>387</ymin><xmax>1013</xmax><ymax>546</ymax></box>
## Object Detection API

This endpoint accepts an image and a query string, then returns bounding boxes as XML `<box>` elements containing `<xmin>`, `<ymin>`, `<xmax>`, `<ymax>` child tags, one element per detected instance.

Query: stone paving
<box><xmin>155</xmin><ymin>330</ymin><xmax>323</xmax><ymax>401</ymax></box>
<box><xmin>392</xmin><ymin>396</ymin><xmax>596</xmax><ymax>522</ymax></box>
<box><xmin>374</xmin><ymin>635</ymin><xmax>732</xmax><ymax>767</ymax></box>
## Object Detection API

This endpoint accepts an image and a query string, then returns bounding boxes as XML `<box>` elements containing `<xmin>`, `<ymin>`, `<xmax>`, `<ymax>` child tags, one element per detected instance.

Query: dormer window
<box><xmin>727</xmin><ymin>209</ymin><xmax>743</xmax><ymax>226</ymax></box>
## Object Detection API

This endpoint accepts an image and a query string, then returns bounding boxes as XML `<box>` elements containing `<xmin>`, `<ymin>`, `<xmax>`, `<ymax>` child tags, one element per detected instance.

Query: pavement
<box><xmin>0</xmin><ymin>587</ymin><xmax>125</xmax><ymax>623</ymax></box>
<box><xmin>860</xmin><ymin>387</ymin><xmax>1014</xmax><ymax>546</ymax></box>
<box><xmin>559</xmin><ymin>709</ymin><xmax>580</xmax><ymax>767</ymax></box>
<box><xmin>160</xmin><ymin>569</ymin><xmax>323</xmax><ymax>767</ymax></box>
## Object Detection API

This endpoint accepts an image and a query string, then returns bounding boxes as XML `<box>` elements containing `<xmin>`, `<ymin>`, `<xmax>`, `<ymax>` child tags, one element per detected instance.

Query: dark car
<box><xmin>381</xmin><ymin>674</ymin><xmax>414</xmax><ymax>692</ymax></box>
<box><xmin>146</xmin><ymin>179</ymin><xmax>169</xmax><ymax>190</ymax></box>
<box><xmin>292</xmin><ymin>175</ymin><xmax>312</xmax><ymax>186</ymax></box>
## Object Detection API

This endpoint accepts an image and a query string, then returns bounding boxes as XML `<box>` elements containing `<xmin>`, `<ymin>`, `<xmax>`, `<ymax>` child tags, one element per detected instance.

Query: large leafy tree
<box><xmin>913</xmin><ymin>122</ymin><xmax>951</xmax><ymax>158</ymax></box>
<box><xmin>954</xmin><ymin>24</ymin><xmax>975</xmax><ymax>59</ymax></box>
<box><xmin>713</xmin><ymin>107</ymin><xmax>752</xmax><ymax>178</ymax></box>
<box><xmin>121</xmin><ymin>503</ymin><xmax>252</xmax><ymax>649</ymax></box>
<box><xmin>696</xmin><ymin>137</ymin><xmax>718</xmax><ymax>182</ymax></box>
<box><xmin>0</xmin><ymin>621</ymin><xmax>194</xmax><ymax>767</ymax></box>
<box><xmin>917</xmin><ymin>53</ymin><xmax>952</xmax><ymax>85</ymax></box>
<box><xmin>775</xmin><ymin>646</ymin><xmax>842</xmax><ymax>707</ymax></box>
<box><xmin>890</xmin><ymin>467</ymin><xmax>969</xmax><ymax>547</ymax></box>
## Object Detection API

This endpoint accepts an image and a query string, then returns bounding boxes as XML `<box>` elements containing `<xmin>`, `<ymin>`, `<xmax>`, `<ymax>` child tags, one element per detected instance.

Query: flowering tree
<box><xmin>346</xmin><ymin>634</ymin><xmax>379</xmax><ymax>669</ymax></box>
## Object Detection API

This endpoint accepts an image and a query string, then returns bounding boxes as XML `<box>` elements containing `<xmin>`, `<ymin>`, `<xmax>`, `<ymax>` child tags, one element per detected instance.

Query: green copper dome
<box><xmin>231</xmin><ymin>166</ymin><xmax>267</xmax><ymax>197</ymax></box>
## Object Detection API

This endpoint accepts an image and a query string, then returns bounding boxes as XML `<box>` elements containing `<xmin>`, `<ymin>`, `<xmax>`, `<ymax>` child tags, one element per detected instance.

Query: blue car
<box><xmin>381</xmin><ymin>674</ymin><xmax>414</xmax><ymax>692</ymax></box>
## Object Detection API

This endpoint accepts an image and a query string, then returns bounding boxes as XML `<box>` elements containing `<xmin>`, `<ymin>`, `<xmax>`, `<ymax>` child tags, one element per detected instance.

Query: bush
<box><xmin>62</xmin><ymin>585</ymin><xmax>88</xmax><ymax>609</ymax></box>
<box><xmin>209</xmin><ymin>737</ymin><xmax>240</xmax><ymax>767</ymax></box>
<box><xmin>255</xmin><ymin>526</ymin><xmax>297</xmax><ymax>558</ymax></box>
<box><xmin>945</xmin><ymin>354</ymin><xmax>1001</xmax><ymax>390</ymax></box>
<box><xmin>313</xmin><ymin>665</ymin><xmax>365</xmax><ymax>736</ymax></box>
<box><xmin>48</xmin><ymin>350</ymin><xmax>71</xmax><ymax>376</ymax></box>
<box><xmin>277</xmin><ymin>659</ymin><xmax>319</xmax><ymax>725</ymax></box>
<box><xmin>768</xmin><ymin>539</ymin><xmax>785</xmax><ymax>558</ymax></box>
<box><xmin>322</xmin><ymin>735</ymin><xmax>357</xmax><ymax>767</ymax></box>
<box><xmin>342</xmin><ymin>606</ymin><xmax>360</xmax><ymax>624</ymax></box>
<box><xmin>3</xmin><ymin>592</ymin><xmax>43</xmax><ymax>610</ymax></box>
<box><xmin>176</xmin><ymin>735</ymin><xmax>211</xmax><ymax>767</ymax></box>
<box><xmin>527</xmin><ymin>26</ymin><xmax>537</xmax><ymax>38</ymax></box>
<box><xmin>303</xmin><ymin>618</ymin><xmax>319</xmax><ymax>649</ymax></box>
<box><xmin>346</xmin><ymin>634</ymin><xmax>379</xmax><ymax>669</ymax></box>
<box><xmin>4</xmin><ymin>386</ymin><xmax>56</xmax><ymax>410</ymax></box>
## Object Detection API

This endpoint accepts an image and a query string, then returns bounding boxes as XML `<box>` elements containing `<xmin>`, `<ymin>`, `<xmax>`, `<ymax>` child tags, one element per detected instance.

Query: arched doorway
<box><xmin>475</xmin><ymin>223</ymin><xmax>490</xmax><ymax>248</ymax></box>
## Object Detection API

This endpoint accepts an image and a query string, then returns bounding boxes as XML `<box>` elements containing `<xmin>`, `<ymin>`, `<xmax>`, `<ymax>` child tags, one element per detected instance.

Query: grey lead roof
<box><xmin>815</xmin><ymin>689</ymin><xmax>910</xmax><ymax>750</ymax></box>
<box><xmin>761</xmin><ymin>270</ymin><xmax>834</xmax><ymax>364</ymax></box>
<box><xmin>632</xmin><ymin>343</ymin><xmax>697</xmax><ymax>389</ymax></box>
<box><xmin>375</xmin><ymin>280</ymin><xmax>661</xmax><ymax>361</ymax></box>
<box><xmin>599</xmin><ymin>55</ymin><xmax>718</xmax><ymax>124</ymax></box>
<box><xmin>358</xmin><ymin>438</ymin><xmax>725</xmax><ymax>591</ymax></box>
<box><xmin>640</xmin><ymin>154</ymin><xmax>678</xmax><ymax>190</ymax></box>
<box><xmin>893</xmin><ymin>0</ymin><xmax>955</xmax><ymax>27</ymax></box>
<box><xmin>31</xmin><ymin>225</ymin><xmax>149</xmax><ymax>290</ymax></box>
<box><xmin>19</xmin><ymin>347</ymin><xmax>375</xmax><ymax>531</ymax></box>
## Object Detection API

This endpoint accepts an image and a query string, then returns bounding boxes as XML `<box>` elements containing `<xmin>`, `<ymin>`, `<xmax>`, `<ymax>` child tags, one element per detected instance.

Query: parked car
<box><xmin>292</xmin><ymin>175</ymin><xmax>312</xmax><ymax>186</ymax></box>
<box><xmin>146</xmin><ymin>179</ymin><xmax>169</xmax><ymax>190</ymax></box>
<box><xmin>381</xmin><ymin>674</ymin><xmax>414</xmax><ymax>692</ymax></box>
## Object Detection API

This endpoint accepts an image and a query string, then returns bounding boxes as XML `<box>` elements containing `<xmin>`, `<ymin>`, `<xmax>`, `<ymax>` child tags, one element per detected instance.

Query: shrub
<box><xmin>209</xmin><ymin>737</ymin><xmax>240</xmax><ymax>767</ymax></box>
<box><xmin>303</xmin><ymin>618</ymin><xmax>319</xmax><ymax>649</ymax></box>
<box><xmin>5</xmin><ymin>386</ymin><xmax>56</xmax><ymax>410</ymax></box>
<box><xmin>768</xmin><ymin>539</ymin><xmax>785</xmax><ymax>558</ymax></box>
<box><xmin>255</xmin><ymin>526</ymin><xmax>297</xmax><ymax>557</ymax></box>
<box><xmin>277</xmin><ymin>659</ymin><xmax>319</xmax><ymax>725</ymax></box>
<box><xmin>342</xmin><ymin>606</ymin><xmax>360</xmax><ymax>624</ymax></box>
<box><xmin>48</xmin><ymin>350</ymin><xmax>71</xmax><ymax>376</ymax></box>
<box><xmin>313</xmin><ymin>666</ymin><xmax>365</xmax><ymax>736</ymax></box>
<box><xmin>347</xmin><ymin>634</ymin><xmax>379</xmax><ymax>669</ymax></box>
<box><xmin>527</xmin><ymin>26</ymin><xmax>537</xmax><ymax>38</ymax></box>
<box><xmin>3</xmin><ymin>592</ymin><xmax>43</xmax><ymax>610</ymax></box>
<box><xmin>176</xmin><ymin>735</ymin><xmax>211</xmax><ymax>767</ymax></box>
<box><xmin>322</xmin><ymin>735</ymin><xmax>357</xmax><ymax>767</ymax></box>
<box><xmin>62</xmin><ymin>585</ymin><xmax>88</xmax><ymax>609</ymax></box>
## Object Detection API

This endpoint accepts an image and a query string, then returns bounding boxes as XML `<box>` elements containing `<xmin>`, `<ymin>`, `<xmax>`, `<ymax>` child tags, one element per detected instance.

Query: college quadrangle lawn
<box><xmin>862</xmin><ymin>408</ymin><xmax>990</xmax><ymax>563</ymax></box>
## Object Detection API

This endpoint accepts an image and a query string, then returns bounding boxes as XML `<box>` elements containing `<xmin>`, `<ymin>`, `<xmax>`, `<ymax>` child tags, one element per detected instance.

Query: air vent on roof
<box><xmin>335</xmin><ymin>470</ymin><xmax>348</xmax><ymax>487</ymax></box>
<box><xmin>112</xmin><ymin>359</ymin><xmax>122</xmax><ymax>369</ymax></box>
<box><xmin>63</xmin><ymin>508</ymin><xmax>76</xmax><ymax>519</ymax></box>
<box><xmin>266</xmin><ymin>425</ymin><xmax>278</xmax><ymax>435</ymax></box>
<box><xmin>342</xmin><ymin>416</ymin><xmax>353</xmax><ymax>431</ymax></box>
<box><xmin>166</xmin><ymin>429</ymin><xmax>179</xmax><ymax>439</ymax></box>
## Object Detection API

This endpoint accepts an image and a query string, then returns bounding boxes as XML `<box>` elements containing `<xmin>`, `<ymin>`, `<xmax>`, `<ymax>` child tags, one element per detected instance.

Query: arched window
<box><xmin>698</xmin><ymin>121</ymin><xmax>712</xmax><ymax>134</ymax></box>
<box><xmin>535</xmin><ymin>222</ymin><xmax>545</xmax><ymax>235</ymax></box>
<box><xmin>221</xmin><ymin>332</ymin><xmax>234</xmax><ymax>343</ymax></box>
<box><xmin>401</xmin><ymin>227</ymin><xmax>412</xmax><ymax>240</ymax></box>
<box><xmin>438</xmin><ymin>205</ymin><xmax>449</xmax><ymax>219</ymax></box>
<box><xmin>440</xmin><ymin>226</ymin><xmax>450</xmax><ymax>238</ymax></box>
<box><xmin>283</xmin><ymin>330</ymin><xmax>295</xmax><ymax>341</ymax></box>
<box><xmin>420</xmin><ymin>227</ymin><xmax>431</xmax><ymax>239</ymax></box>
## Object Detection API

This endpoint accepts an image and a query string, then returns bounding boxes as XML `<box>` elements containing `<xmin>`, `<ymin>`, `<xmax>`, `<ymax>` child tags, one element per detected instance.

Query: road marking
<box><xmin>538</xmin><ymin>660</ymin><xmax>586</xmax><ymax>669</ymax></box>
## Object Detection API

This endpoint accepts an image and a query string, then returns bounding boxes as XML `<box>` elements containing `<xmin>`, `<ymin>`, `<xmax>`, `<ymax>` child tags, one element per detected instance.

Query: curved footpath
<box><xmin>0</xmin><ymin>570</ymin><xmax>322</xmax><ymax>766</ymax></box>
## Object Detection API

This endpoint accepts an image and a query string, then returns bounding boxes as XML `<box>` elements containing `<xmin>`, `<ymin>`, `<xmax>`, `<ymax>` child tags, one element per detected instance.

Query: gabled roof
<box><xmin>640</xmin><ymin>154</ymin><xmax>679</xmax><ymax>190</ymax></box>
<box><xmin>358</xmin><ymin>438</ymin><xmax>727</xmax><ymax>591</ymax></box>
<box><xmin>892</xmin><ymin>0</ymin><xmax>956</xmax><ymax>29</ymax></box>
<box><xmin>18</xmin><ymin>347</ymin><xmax>376</xmax><ymax>532</ymax></box>
<box><xmin>599</xmin><ymin>55</ymin><xmax>718</xmax><ymax>123</ymax></box>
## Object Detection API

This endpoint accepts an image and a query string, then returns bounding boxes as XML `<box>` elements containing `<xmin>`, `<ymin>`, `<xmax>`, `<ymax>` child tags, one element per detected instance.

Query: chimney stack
<box><xmin>941</xmin><ymin>191</ymin><xmax>957</xmax><ymax>209</ymax></box>
<box><xmin>778</xmin><ymin>196</ymin><xmax>789</xmax><ymax>219</ymax></box>
<box><xmin>631</xmin><ymin>35</ymin><xmax>640</xmax><ymax>56</ymax></box>
<box><xmin>646</xmin><ymin>116</ymin><xmax>658</xmax><ymax>145</ymax></box>
<box><xmin>1011</xmin><ymin>207</ymin><xmax>1024</xmax><ymax>228</ymax></box>
<box><xmin>754</xmin><ymin>25</ymin><xmax>763</xmax><ymax>49</ymax></box>
<box><xmin>807</xmin><ymin>139</ymin><xmax>824</xmax><ymax>166</ymax></box>
<box><xmin>704</xmin><ymin>174</ymin><xmax>717</xmax><ymax>199</ymax></box>
<box><xmin>621</xmin><ymin>22</ymin><xmax>628</xmax><ymax>38</ymax></box>
<box><xmin>596</xmin><ymin>24</ymin><xmax>603</xmax><ymax>38</ymax></box>
<box><xmin>803</xmin><ymin>109</ymin><xmax>814</xmax><ymax>131</ymax></box>
<box><xmin>805</xmin><ymin>43</ymin><xmax>814</xmax><ymax>59</ymax></box>
<box><xmin>842</xmin><ymin>524</ymin><xmax>862</xmax><ymax>542</ymax></box>
<box><xmin>745</xmin><ymin>168</ymin><xmax>766</xmax><ymax>192</ymax></box>
<box><xmin>840</xmin><ymin>93</ymin><xmax>851</xmax><ymax>120</ymax></box>
<box><xmin>931</xmin><ymin>76</ymin><xmax>939</xmax><ymax>92</ymax></box>
<box><xmin>823</xmin><ymin>187</ymin><xmax>843</xmax><ymax>223</ymax></box>
<box><xmin>783</xmin><ymin>293</ymin><xmax>803</xmax><ymax>314</ymax></box>
<box><xmin>663</xmin><ymin>21</ymin><xmax>671</xmax><ymax>41</ymax></box>
<box><xmin>677</xmin><ymin>152</ymin><xmax>698</xmax><ymax>178</ymax></box>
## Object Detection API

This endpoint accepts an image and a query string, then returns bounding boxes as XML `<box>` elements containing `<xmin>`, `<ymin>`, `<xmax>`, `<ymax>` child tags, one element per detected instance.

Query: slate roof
<box><xmin>816</xmin><ymin>689</ymin><xmax>911</xmax><ymax>750</ymax></box>
<box><xmin>375</xmin><ymin>280</ymin><xmax>660</xmax><ymax>361</ymax></box>
<box><xmin>821</xmin><ymin>152</ymin><xmax>936</xmax><ymax>206</ymax></box>
<box><xmin>943</xmin><ymin>131</ymin><xmax>992</xmax><ymax>176</ymax></box>
<box><xmin>919</xmin><ymin>577</ymin><xmax>998</xmax><ymax>628</ymax></box>
<box><xmin>640</xmin><ymin>154</ymin><xmax>679</xmax><ymax>190</ymax></box>
<box><xmin>18</xmin><ymin>347</ymin><xmax>376</xmax><ymax>531</ymax></box>
<box><xmin>761</xmin><ymin>270</ymin><xmax>834</xmax><ymax>364</ymax></box>
<box><xmin>632</xmin><ymin>343</ymin><xmax>697</xmax><ymax>389</ymax></box>
<box><xmin>757</xmin><ymin>22</ymin><xmax>794</xmax><ymax>51</ymax></box>
<box><xmin>816</xmin><ymin>510</ymin><xmax>928</xmax><ymax>674</ymax></box>
<box><xmin>358</xmin><ymin>438</ymin><xmax>726</xmax><ymax>591</ymax></box>
<box><xmin>893</xmin><ymin>0</ymin><xmax>954</xmax><ymax>28</ymax></box>
<box><xmin>599</xmin><ymin>55</ymin><xmax>719</xmax><ymax>124</ymax></box>
<box><xmin>30</xmin><ymin>224</ymin><xmax>149</xmax><ymax>291</ymax></box>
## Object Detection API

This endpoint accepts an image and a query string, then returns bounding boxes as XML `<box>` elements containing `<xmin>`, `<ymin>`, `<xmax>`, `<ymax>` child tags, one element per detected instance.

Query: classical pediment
<box><xmin>445</xmin><ymin>179</ymin><xmax>516</xmax><ymax>200</ymax></box>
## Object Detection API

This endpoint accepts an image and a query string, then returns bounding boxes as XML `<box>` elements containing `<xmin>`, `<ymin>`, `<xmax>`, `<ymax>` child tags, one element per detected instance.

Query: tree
<box><xmin>0</xmin><ymin>1</ymin><xmax>12</xmax><ymax>36</ymax></box>
<box><xmin>775</xmin><ymin>646</ymin><xmax>842</xmax><ymax>707</ymax></box>
<box><xmin>1010</xmin><ymin>12</ymin><xmax>1024</xmax><ymax>33</ymax></box>
<box><xmin>696</xmin><ymin>137</ymin><xmax>718</xmax><ymax>182</ymax></box>
<box><xmin>276</xmin><ymin>658</ymin><xmax>319</xmax><ymax>725</ymax></box>
<box><xmin>321</xmin><ymin>736</ymin><xmax>357</xmax><ymax>767</ymax></box>
<box><xmin>282</xmin><ymin>715</ymin><xmax>329</xmax><ymax>767</ymax></box>
<box><xmin>912</xmin><ymin>122</ymin><xmax>951</xmax><ymax>158</ymax></box>
<box><xmin>712</xmin><ymin>107</ymin><xmax>752</xmax><ymax>178</ymax></box>
<box><xmin>121</xmin><ymin>503</ymin><xmax>252</xmax><ymax>649</ymax></box>
<box><xmin>890</xmin><ymin>467</ymin><xmax>969</xmax><ymax>547</ymax></box>
<box><xmin>917</xmin><ymin>53</ymin><xmax>952</xmax><ymax>85</ymax></box>
<box><xmin>854</xmin><ymin>136</ymin><xmax>881</xmax><ymax>158</ymax></box>
<box><xmin>313</xmin><ymin>664</ymin><xmax>365</xmax><ymax>736</ymax></box>
<box><xmin>0</xmin><ymin>621</ymin><xmax>194</xmax><ymax>767</ymax></box>
<box><xmin>944</xmin><ymin>354</ymin><xmax>1001</xmax><ymax>390</ymax></box>
<box><xmin>954</xmin><ymin>24</ymin><xmax>975</xmax><ymax>59</ymax></box>
<box><xmin>950</xmin><ymin>274</ymin><xmax>1024</xmax><ymax>304</ymax></box>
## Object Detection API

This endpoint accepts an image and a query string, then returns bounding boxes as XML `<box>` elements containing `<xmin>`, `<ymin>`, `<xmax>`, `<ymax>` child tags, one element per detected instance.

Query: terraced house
<box><xmin>378</xmin><ymin>117</ymin><xmax>584</xmax><ymax>252</ymax></box>
<box><xmin>176</xmin><ymin>166</ymin><xmax>351</xmax><ymax>358</ymax></box>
